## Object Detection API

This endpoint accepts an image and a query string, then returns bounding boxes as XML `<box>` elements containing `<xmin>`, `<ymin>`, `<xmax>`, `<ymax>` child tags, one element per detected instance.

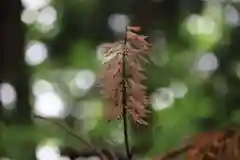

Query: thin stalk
<box><xmin>122</xmin><ymin>27</ymin><xmax>132</xmax><ymax>159</ymax></box>
<box><xmin>156</xmin><ymin>144</ymin><xmax>193</xmax><ymax>160</ymax></box>
<box><xmin>34</xmin><ymin>115</ymin><xmax>104</xmax><ymax>157</ymax></box>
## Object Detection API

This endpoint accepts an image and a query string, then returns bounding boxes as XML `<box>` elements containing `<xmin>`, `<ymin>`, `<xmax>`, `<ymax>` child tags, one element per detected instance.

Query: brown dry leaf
<box><xmin>186</xmin><ymin>130</ymin><xmax>240</xmax><ymax>160</ymax></box>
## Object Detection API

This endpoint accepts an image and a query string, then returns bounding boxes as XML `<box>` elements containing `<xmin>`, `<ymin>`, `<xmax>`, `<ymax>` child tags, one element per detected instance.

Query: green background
<box><xmin>1</xmin><ymin>0</ymin><xmax>240</xmax><ymax>159</ymax></box>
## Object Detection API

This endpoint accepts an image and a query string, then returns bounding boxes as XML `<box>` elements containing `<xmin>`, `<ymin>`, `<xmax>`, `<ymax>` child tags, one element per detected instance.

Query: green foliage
<box><xmin>2</xmin><ymin>0</ymin><xmax>240</xmax><ymax>159</ymax></box>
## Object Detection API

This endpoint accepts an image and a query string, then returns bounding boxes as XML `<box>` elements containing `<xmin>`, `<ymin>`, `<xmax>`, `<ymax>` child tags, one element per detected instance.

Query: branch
<box><xmin>34</xmin><ymin>115</ymin><xmax>103</xmax><ymax>157</ymax></box>
<box><xmin>60</xmin><ymin>146</ymin><xmax>130</xmax><ymax>160</ymax></box>
<box><xmin>153</xmin><ymin>144</ymin><xmax>193</xmax><ymax>160</ymax></box>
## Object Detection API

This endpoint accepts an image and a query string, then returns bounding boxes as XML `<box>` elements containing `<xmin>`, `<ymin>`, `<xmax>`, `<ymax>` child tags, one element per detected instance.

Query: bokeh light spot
<box><xmin>197</xmin><ymin>52</ymin><xmax>218</xmax><ymax>72</ymax></box>
<box><xmin>32</xmin><ymin>79</ymin><xmax>54</xmax><ymax>96</ymax></box>
<box><xmin>21</xmin><ymin>9</ymin><xmax>39</xmax><ymax>24</ymax></box>
<box><xmin>37</xmin><ymin>6</ymin><xmax>57</xmax><ymax>27</ymax></box>
<box><xmin>21</xmin><ymin>0</ymin><xmax>51</xmax><ymax>10</ymax></box>
<box><xmin>108</xmin><ymin>14</ymin><xmax>130</xmax><ymax>33</ymax></box>
<box><xmin>0</xmin><ymin>83</ymin><xmax>16</xmax><ymax>109</ymax></box>
<box><xmin>69</xmin><ymin>70</ymin><xmax>96</xmax><ymax>97</ymax></box>
<box><xmin>34</xmin><ymin>92</ymin><xmax>66</xmax><ymax>118</ymax></box>
<box><xmin>224</xmin><ymin>5</ymin><xmax>239</xmax><ymax>27</ymax></box>
<box><xmin>170</xmin><ymin>81</ymin><xmax>188</xmax><ymax>99</ymax></box>
<box><xmin>75</xmin><ymin>70</ymin><xmax>96</xmax><ymax>90</ymax></box>
<box><xmin>36</xmin><ymin>139</ymin><xmax>61</xmax><ymax>160</ymax></box>
<box><xmin>150</xmin><ymin>88</ymin><xmax>174</xmax><ymax>111</ymax></box>
<box><xmin>25</xmin><ymin>41</ymin><xmax>48</xmax><ymax>66</ymax></box>
<box><xmin>186</xmin><ymin>14</ymin><xmax>217</xmax><ymax>36</ymax></box>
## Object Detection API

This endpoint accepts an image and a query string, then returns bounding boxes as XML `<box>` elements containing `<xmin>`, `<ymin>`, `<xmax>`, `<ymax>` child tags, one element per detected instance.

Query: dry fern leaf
<box><xmin>99</xmin><ymin>26</ymin><xmax>151</xmax><ymax>124</ymax></box>
<box><xmin>153</xmin><ymin>129</ymin><xmax>240</xmax><ymax>160</ymax></box>
<box><xmin>187</xmin><ymin>130</ymin><xmax>240</xmax><ymax>160</ymax></box>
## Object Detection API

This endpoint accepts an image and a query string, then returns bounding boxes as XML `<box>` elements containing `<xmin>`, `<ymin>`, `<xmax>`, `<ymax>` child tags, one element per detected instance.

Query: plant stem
<box><xmin>123</xmin><ymin>106</ymin><xmax>131</xmax><ymax>159</ymax></box>
<box><xmin>34</xmin><ymin>115</ymin><xmax>103</xmax><ymax>157</ymax></box>
<box><xmin>156</xmin><ymin>144</ymin><xmax>193</xmax><ymax>160</ymax></box>
<box><xmin>122</xmin><ymin>27</ymin><xmax>132</xmax><ymax>159</ymax></box>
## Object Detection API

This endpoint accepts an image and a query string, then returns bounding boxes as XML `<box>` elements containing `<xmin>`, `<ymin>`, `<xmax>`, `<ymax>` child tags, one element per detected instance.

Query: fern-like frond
<box><xmin>99</xmin><ymin>26</ymin><xmax>151</xmax><ymax>125</ymax></box>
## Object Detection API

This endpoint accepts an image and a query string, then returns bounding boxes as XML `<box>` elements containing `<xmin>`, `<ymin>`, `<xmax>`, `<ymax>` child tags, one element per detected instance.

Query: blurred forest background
<box><xmin>1</xmin><ymin>0</ymin><xmax>240</xmax><ymax>159</ymax></box>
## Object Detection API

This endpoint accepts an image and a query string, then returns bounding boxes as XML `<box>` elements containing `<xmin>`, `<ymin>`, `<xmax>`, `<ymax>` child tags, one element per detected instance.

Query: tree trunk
<box><xmin>1</xmin><ymin>0</ymin><xmax>36</xmax><ymax>159</ymax></box>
